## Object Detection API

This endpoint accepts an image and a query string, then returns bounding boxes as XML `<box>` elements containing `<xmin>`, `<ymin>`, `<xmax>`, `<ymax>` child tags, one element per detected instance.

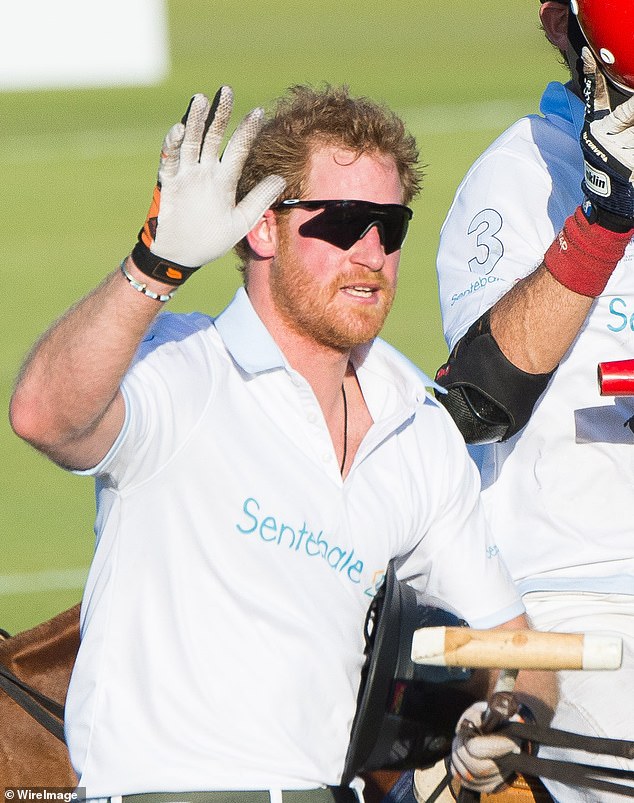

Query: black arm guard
<box><xmin>434</xmin><ymin>311</ymin><xmax>554</xmax><ymax>444</ymax></box>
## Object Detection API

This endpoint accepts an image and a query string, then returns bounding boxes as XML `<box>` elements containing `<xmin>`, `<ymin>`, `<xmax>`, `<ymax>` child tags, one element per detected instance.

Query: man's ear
<box><xmin>540</xmin><ymin>1</ymin><xmax>569</xmax><ymax>52</ymax></box>
<box><xmin>245</xmin><ymin>209</ymin><xmax>278</xmax><ymax>259</ymax></box>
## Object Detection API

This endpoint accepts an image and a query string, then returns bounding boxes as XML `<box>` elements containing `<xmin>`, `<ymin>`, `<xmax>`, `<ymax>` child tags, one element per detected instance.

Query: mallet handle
<box><xmin>598</xmin><ymin>359</ymin><xmax>634</xmax><ymax>396</ymax></box>
<box><xmin>411</xmin><ymin>628</ymin><xmax>622</xmax><ymax>671</ymax></box>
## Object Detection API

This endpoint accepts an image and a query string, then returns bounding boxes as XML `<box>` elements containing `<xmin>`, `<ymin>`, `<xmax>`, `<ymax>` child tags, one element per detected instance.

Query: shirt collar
<box><xmin>352</xmin><ymin>338</ymin><xmax>444</xmax><ymax>415</ymax></box>
<box><xmin>213</xmin><ymin>287</ymin><xmax>286</xmax><ymax>374</ymax></box>
<box><xmin>540</xmin><ymin>80</ymin><xmax>585</xmax><ymax>138</ymax></box>
<box><xmin>214</xmin><ymin>287</ymin><xmax>443</xmax><ymax>403</ymax></box>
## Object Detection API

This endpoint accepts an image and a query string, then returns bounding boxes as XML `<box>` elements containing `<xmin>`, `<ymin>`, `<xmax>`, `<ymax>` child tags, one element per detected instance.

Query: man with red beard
<box><xmin>10</xmin><ymin>85</ymin><xmax>555</xmax><ymax>799</ymax></box>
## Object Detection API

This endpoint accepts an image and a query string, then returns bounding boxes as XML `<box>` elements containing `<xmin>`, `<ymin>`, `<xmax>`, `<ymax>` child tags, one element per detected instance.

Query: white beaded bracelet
<box><xmin>120</xmin><ymin>259</ymin><xmax>177</xmax><ymax>303</ymax></box>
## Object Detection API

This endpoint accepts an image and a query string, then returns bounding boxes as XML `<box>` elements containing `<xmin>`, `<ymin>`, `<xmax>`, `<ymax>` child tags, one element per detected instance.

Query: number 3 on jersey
<box><xmin>467</xmin><ymin>208</ymin><xmax>504</xmax><ymax>275</ymax></box>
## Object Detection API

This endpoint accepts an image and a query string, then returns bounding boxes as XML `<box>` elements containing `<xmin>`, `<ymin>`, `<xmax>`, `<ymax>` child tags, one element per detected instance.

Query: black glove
<box><xmin>580</xmin><ymin>47</ymin><xmax>634</xmax><ymax>232</ymax></box>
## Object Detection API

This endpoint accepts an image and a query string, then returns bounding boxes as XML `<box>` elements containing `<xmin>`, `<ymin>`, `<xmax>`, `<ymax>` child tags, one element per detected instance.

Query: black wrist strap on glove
<box><xmin>581</xmin><ymin>199</ymin><xmax>634</xmax><ymax>233</ymax></box>
<box><xmin>131</xmin><ymin>240</ymin><xmax>201</xmax><ymax>287</ymax></box>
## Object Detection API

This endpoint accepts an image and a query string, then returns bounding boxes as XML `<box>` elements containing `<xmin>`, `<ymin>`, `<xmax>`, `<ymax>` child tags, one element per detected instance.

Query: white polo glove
<box><xmin>580</xmin><ymin>47</ymin><xmax>634</xmax><ymax>230</ymax></box>
<box><xmin>132</xmin><ymin>86</ymin><xmax>286</xmax><ymax>284</ymax></box>
<box><xmin>450</xmin><ymin>701</ymin><xmax>522</xmax><ymax>794</ymax></box>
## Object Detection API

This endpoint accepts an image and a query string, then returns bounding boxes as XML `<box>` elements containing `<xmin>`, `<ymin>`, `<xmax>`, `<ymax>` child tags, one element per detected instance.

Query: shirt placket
<box><xmin>288</xmin><ymin>369</ymin><xmax>344</xmax><ymax>484</ymax></box>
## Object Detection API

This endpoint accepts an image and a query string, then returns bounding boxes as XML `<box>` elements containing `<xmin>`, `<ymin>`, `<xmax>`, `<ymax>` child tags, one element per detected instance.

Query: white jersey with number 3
<box><xmin>436</xmin><ymin>81</ymin><xmax>634</xmax><ymax>596</ymax></box>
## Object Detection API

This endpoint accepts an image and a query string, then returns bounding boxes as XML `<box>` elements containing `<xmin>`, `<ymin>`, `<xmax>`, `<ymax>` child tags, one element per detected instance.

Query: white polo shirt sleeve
<box><xmin>399</xmin><ymin>402</ymin><xmax>524</xmax><ymax>629</ymax></box>
<box><xmin>80</xmin><ymin>310</ymin><xmax>216</xmax><ymax>488</ymax></box>
<box><xmin>437</xmin><ymin>113</ymin><xmax>582</xmax><ymax>350</ymax></box>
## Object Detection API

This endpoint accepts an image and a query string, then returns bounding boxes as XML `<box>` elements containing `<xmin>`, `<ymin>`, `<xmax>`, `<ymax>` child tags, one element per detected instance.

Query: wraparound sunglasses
<box><xmin>273</xmin><ymin>199</ymin><xmax>413</xmax><ymax>255</ymax></box>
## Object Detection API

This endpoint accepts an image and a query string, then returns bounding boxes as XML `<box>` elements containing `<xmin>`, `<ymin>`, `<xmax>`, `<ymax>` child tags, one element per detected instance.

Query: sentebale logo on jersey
<box><xmin>584</xmin><ymin>162</ymin><xmax>611</xmax><ymax>198</ymax></box>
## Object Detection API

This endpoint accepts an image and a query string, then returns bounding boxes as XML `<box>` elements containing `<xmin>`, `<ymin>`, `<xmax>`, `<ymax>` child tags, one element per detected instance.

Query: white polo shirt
<box><xmin>66</xmin><ymin>287</ymin><xmax>522</xmax><ymax>796</ymax></box>
<box><xmin>436</xmin><ymin>81</ymin><xmax>634</xmax><ymax>596</ymax></box>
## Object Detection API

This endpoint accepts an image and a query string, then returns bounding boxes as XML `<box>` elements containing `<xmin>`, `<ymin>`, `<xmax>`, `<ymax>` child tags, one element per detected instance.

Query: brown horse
<box><xmin>0</xmin><ymin>604</ymin><xmax>79</xmax><ymax>786</ymax></box>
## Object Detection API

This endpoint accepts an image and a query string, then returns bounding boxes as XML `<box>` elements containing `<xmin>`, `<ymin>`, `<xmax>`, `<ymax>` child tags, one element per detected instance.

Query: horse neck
<box><xmin>0</xmin><ymin>604</ymin><xmax>81</xmax><ymax>703</ymax></box>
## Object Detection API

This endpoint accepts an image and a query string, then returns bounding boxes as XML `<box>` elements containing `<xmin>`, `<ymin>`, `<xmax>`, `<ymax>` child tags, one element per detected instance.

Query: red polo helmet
<box><xmin>572</xmin><ymin>0</ymin><xmax>634</xmax><ymax>92</ymax></box>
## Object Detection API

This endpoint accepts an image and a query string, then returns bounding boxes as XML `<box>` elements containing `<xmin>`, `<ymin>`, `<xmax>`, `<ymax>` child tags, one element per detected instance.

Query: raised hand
<box><xmin>580</xmin><ymin>47</ymin><xmax>634</xmax><ymax>231</ymax></box>
<box><xmin>132</xmin><ymin>87</ymin><xmax>286</xmax><ymax>285</ymax></box>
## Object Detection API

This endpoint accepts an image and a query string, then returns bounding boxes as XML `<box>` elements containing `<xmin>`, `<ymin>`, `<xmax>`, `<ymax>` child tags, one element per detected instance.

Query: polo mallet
<box><xmin>410</xmin><ymin>627</ymin><xmax>634</xmax><ymax>801</ymax></box>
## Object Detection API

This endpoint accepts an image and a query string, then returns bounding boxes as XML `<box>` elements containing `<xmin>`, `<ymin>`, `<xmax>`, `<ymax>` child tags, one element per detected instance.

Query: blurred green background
<box><xmin>0</xmin><ymin>0</ymin><xmax>566</xmax><ymax>633</ymax></box>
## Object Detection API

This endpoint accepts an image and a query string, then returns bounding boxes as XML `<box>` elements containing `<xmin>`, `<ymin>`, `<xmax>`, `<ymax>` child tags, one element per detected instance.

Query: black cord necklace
<box><xmin>340</xmin><ymin>383</ymin><xmax>348</xmax><ymax>474</ymax></box>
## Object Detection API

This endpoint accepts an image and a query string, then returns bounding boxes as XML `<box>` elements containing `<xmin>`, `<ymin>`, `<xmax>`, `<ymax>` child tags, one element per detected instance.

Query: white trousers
<box><xmin>523</xmin><ymin>591</ymin><xmax>634</xmax><ymax>803</ymax></box>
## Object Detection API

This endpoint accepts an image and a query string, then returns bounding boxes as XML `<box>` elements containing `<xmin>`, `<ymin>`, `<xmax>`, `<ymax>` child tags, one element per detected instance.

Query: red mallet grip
<box><xmin>598</xmin><ymin>359</ymin><xmax>634</xmax><ymax>396</ymax></box>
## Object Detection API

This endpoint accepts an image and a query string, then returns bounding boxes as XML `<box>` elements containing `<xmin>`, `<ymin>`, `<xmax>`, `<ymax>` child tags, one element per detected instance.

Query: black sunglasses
<box><xmin>273</xmin><ymin>199</ymin><xmax>413</xmax><ymax>255</ymax></box>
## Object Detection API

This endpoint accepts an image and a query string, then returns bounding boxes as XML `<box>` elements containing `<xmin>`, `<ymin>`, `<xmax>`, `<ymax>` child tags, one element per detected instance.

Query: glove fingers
<box><xmin>452</xmin><ymin>752</ymin><xmax>499</xmax><ymax>779</ymax></box>
<box><xmin>179</xmin><ymin>90</ymin><xmax>233</xmax><ymax>164</ymax></box>
<box><xmin>234</xmin><ymin>174</ymin><xmax>287</xmax><ymax>232</ymax></box>
<box><xmin>451</xmin><ymin>701</ymin><xmax>520</xmax><ymax>796</ymax></box>
<box><xmin>157</xmin><ymin>122</ymin><xmax>185</xmax><ymax>181</ymax></box>
<box><xmin>452</xmin><ymin>747</ymin><xmax>511</xmax><ymax>779</ymax></box>
<box><xmin>178</xmin><ymin>93</ymin><xmax>211</xmax><ymax>163</ymax></box>
<box><xmin>462</xmin><ymin>733</ymin><xmax>521</xmax><ymax>760</ymax></box>
<box><xmin>198</xmin><ymin>86</ymin><xmax>235</xmax><ymax>163</ymax></box>
<box><xmin>220</xmin><ymin>107</ymin><xmax>265</xmax><ymax>177</ymax></box>
<box><xmin>451</xmin><ymin>755</ymin><xmax>505</xmax><ymax>793</ymax></box>
<box><xmin>609</xmin><ymin>95</ymin><xmax>634</xmax><ymax>132</ymax></box>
